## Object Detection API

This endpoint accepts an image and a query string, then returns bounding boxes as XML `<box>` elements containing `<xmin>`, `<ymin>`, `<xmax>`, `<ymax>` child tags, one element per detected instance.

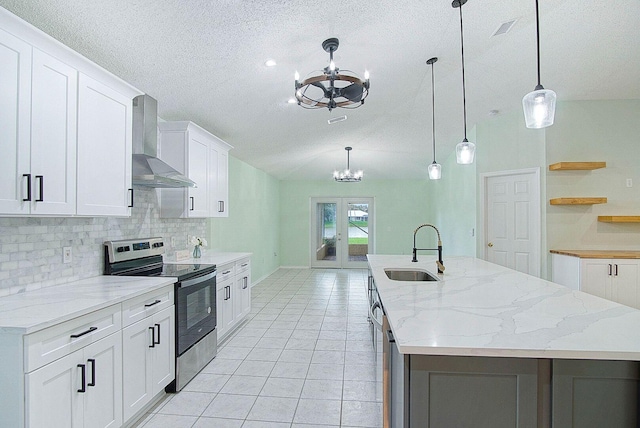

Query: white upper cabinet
<box><xmin>209</xmin><ymin>138</ymin><xmax>230</xmax><ymax>217</ymax></box>
<box><xmin>76</xmin><ymin>73</ymin><xmax>133</xmax><ymax>217</ymax></box>
<box><xmin>158</xmin><ymin>121</ymin><xmax>232</xmax><ymax>218</ymax></box>
<box><xmin>30</xmin><ymin>48</ymin><xmax>78</xmax><ymax>215</ymax></box>
<box><xmin>0</xmin><ymin>8</ymin><xmax>140</xmax><ymax>217</ymax></box>
<box><xmin>0</xmin><ymin>28</ymin><xmax>31</xmax><ymax>214</ymax></box>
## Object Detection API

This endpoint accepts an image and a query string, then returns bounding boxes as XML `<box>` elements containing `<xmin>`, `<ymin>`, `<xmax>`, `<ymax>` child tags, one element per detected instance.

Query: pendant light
<box><xmin>426</xmin><ymin>57</ymin><xmax>441</xmax><ymax>180</ymax></box>
<box><xmin>522</xmin><ymin>0</ymin><xmax>556</xmax><ymax>128</ymax></box>
<box><xmin>453</xmin><ymin>0</ymin><xmax>475</xmax><ymax>165</ymax></box>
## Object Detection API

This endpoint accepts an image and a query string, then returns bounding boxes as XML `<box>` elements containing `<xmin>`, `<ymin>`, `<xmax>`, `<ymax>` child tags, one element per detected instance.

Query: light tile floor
<box><xmin>136</xmin><ymin>268</ymin><xmax>383</xmax><ymax>428</ymax></box>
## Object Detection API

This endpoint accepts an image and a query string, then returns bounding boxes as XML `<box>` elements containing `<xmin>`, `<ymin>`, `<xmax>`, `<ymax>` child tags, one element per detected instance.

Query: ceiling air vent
<box><xmin>492</xmin><ymin>19</ymin><xmax>517</xmax><ymax>37</ymax></box>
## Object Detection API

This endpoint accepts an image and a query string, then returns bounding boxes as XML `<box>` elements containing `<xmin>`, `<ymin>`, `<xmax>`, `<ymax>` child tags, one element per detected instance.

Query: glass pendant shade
<box><xmin>428</xmin><ymin>162</ymin><xmax>441</xmax><ymax>180</ymax></box>
<box><xmin>456</xmin><ymin>139</ymin><xmax>475</xmax><ymax>165</ymax></box>
<box><xmin>522</xmin><ymin>86</ymin><xmax>556</xmax><ymax>128</ymax></box>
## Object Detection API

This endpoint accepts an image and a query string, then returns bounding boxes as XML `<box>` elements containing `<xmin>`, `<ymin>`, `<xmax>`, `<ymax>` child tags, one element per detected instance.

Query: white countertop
<box><xmin>368</xmin><ymin>255</ymin><xmax>640</xmax><ymax>360</ymax></box>
<box><xmin>164</xmin><ymin>252</ymin><xmax>251</xmax><ymax>266</ymax></box>
<box><xmin>0</xmin><ymin>276</ymin><xmax>175</xmax><ymax>334</ymax></box>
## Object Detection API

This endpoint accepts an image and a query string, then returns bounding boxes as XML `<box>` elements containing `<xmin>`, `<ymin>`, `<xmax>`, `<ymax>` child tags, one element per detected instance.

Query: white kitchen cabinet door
<box><xmin>26</xmin><ymin>332</ymin><xmax>122</xmax><ymax>428</ymax></box>
<box><xmin>122</xmin><ymin>318</ymin><xmax>154</xmax><ymax>422</ymax></box>
<box><xmin>580</xmin><ymin>259</ymin><xmax>639</xmax><ymax>309</ymax></box>
<box><xmin>30</xmin><ymin>48</ymin><xmax>78</xmax><ymax>215</ymax></box>
<box><xmin>187</xmin><ymin>133</ymin><xmax>210</xmax><ymax>217</ymax></box>
<box><xmin>610</xmin><ymin>261</ymin><xmax>639</xmax><ymax>309</ymax></box>
<box><xmin>581</xmin><ymin>259</ymin><xmax>610</xmax><ymax>301</ymax></box>
<box><xmin>151</xmin><ymin>307</ymin><xmax>175</xmax><ymax>393</ymax></box>
<box><xmin>26</xmin><ymin>349</ymin><xmax>84</xmax><ymax>428</ymax></box>
<box><xmin>122</xmin><ymin>306</ymin><xmax>175</xmax><ymax>423</ymax></box>
<box><xmin>82</xmin><ymin>331</ymin><xmax>123</xmax><ymax>428</ymax></box>
<box><xmin>76</xmin><ymin>73</ymin><xmax>132</xmax><ymax>216</ymax></box>
<box><xmin>0</xmin><ymin>28</ymin><xmax>31</xmax><ymax>214</ymax></box>
<box><xmin>209</xmin><ymin>139</ymin><xmax>230</xmax><ymax>217</ymax></box>
<box><xmin>217</xmin><ymin>279</ymin><xmax>235</xmax><ymax>340</ymax></box>
<box><xmin>235</xmin><ymin>271</ymin><xmax>251</xmax><ymax>321</ymax></box>
<box><xmin>216</xmin><ymin>285</ymin><xmax>228</xmax><ymax>340</ymax></box>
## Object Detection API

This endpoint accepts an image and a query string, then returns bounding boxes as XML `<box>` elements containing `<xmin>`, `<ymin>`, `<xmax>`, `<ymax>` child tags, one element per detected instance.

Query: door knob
<box><xmin>488</xmin><ymin>242</ymin><xmax>494</xmax><ymax>247</ymax></box>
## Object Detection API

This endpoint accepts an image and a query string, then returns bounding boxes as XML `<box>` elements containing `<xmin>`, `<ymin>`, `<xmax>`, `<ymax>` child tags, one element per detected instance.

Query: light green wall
<box><xmin>474</xmin><ymin>110</ymin><xmax>548</xmax><ymax>275</ymax></box>
<box><xmin>279</xmin><ymin>180</ymin><xmax>433</xmax><ymax>267</ymax></box>
<box><xmin>546</xmin><ymin>100</ymin><xmax>640</xmax><ymax>254</ymax></box>
<box><xmin>210</xmin><ymin>100</ymin><xmax>640</xmax><ymax>281</ymax></box>
<box><xmin>425</xmin><ymin>128</ymin><xmax>478</xmax><ymax>258</ymax></box>
<box><xmin>208</xmin><ymin>156</ymin><xmax>281</xmax><ymax>283</ymax></box>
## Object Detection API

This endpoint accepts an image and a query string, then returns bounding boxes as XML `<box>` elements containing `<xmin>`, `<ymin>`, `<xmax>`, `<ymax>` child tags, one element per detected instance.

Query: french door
<box><xmin>310</xmin><ymin>197</ymin><xmax>374</xmax><ymax>268</ymax></box>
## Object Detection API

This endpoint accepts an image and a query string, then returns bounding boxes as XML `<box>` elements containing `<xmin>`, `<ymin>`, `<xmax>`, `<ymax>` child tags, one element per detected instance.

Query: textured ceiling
<box><xmin>2</xmin><ymin>0</ymin><xmax>639</xmax><ymax>180</ymax></box>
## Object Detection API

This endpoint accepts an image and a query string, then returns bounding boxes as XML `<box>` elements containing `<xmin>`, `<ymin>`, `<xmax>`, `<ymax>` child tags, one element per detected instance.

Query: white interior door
<box><xmin>311</xmin><ymin>197</ymin><xmax>374</xmax><ymax>268</ymax></box>
<box><xmin>482</xmin><ymin>169</ymin><xmax>540</xmax><ymax>276</ymax></box>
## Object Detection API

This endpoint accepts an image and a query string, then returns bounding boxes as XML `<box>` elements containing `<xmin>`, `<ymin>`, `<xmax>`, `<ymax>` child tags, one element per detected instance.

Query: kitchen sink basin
<box><xmin>384</xmin><ymin>269</ymin><xmax>439</xmax><ymax>282</ymax></box>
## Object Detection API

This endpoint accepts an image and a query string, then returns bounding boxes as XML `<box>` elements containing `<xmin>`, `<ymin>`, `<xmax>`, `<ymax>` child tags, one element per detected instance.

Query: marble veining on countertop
<box><xmin>0</xmin><ymin>276</ymin><xmax>175</xmax><ymax>334</ymax></box>
<box><xmin>368</xmin><ymin>255</ymin><xmax>640</xmax><ymax>360</ymax></box>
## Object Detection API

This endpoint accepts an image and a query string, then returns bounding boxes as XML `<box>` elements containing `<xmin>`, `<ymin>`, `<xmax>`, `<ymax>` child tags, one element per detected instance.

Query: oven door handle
<box><xmin>369</xmin><ymin>301</ymin><xmax>383</xmax><ymax>332</ymax></box>
<box><xmin>179</xmin><ymin>270</ymin><xmax>217</xmax><ymax>288</ymax></box>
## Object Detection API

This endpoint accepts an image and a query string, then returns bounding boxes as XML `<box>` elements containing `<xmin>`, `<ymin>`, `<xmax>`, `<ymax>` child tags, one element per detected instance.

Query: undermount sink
<box><xmin>384</xmin><ymin>268</ymin><xmax>439</xmax><ymax>282</ymax></box>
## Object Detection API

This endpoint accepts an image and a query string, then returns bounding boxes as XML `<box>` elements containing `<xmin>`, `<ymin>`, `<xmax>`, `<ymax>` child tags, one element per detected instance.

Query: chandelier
<box><xmin>334</xmin><ymin>147</ymin><xmax>363</xmax><ymax>182</ymax></box>
<box><xmin>295</xmin><ymin>38</ymin><xmax>370</xmax><ymax>111</ymax></box>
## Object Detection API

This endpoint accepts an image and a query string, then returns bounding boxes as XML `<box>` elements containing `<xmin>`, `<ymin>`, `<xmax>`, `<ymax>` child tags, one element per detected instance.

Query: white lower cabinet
<box><xmin>552</xmin><ymin>254</ymin><xmax>640</xmax><ymax>309</ymax></box>
<box><xmin>216</xmin><ymin>257</ymin><xmax>251</xmax><ymax>341</ymax></box>
<box><xmin>122</xmin><ymin>306</ymin><xmax>175</xmax><ymax>422</ymax></box>
<box><xmin>7</xmin><ymin>285</ymin><xmax>175</xmax><ymax>428</ymax></box>
<box><xmin>581</xmin><ymin>259</ymin><xmax>639</xmax><ymax>308</ymax></box>
<box><xmin>26</xmin><ymin>331</ymin><xmax>123</xmax><ymax>428</ymax></box>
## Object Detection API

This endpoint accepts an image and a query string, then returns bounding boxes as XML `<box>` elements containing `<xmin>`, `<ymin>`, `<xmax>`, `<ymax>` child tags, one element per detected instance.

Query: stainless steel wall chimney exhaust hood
<box><xmin>132</xmin><ymin>95</ymin><xmax>196</xmax><ymax>188</ymax></box>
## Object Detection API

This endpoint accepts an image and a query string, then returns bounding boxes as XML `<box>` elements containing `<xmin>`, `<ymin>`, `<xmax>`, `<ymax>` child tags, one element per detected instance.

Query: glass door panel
<box><xmin>311</xmin><ymin>198</ymin><xmax>374</xmax><ymax>268</ymax></box>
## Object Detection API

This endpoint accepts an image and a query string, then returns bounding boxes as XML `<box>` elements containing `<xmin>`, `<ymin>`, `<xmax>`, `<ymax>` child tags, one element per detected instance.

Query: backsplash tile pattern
<box><xmin>0</xmin><ymin>188</ymin><xmax>206</xmax><ymax>296</ymax></box>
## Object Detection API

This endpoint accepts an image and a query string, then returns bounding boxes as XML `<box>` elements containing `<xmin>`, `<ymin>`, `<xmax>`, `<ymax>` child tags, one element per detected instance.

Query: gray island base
<box><xmin>368</xmin><ymin>255</ymin><xmax>640</xmax><ymax>428</ymax></box>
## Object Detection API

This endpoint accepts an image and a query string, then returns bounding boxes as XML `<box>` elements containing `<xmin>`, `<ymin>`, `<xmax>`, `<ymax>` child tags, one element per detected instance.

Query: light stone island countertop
<box><xmin>0</xmin><ymin>276</ymin><xmax>176</xmax><ymax>334</ymax></box>
<box><xmin>367</xmin><ymin>254</ymin><xmax>640</xmax><ymax>360</ymax></box>
<box><xmin>164</xmin><ymin>252</ymin><xmax>252</xmax><ymax>266</ymax></box>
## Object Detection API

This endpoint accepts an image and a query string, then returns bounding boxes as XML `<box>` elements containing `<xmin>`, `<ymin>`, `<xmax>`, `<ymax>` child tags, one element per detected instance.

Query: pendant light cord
<box><xmin>430</xmin><ymin>62</ymin><xmax>436</xmax><ymax>161</ymax></box>
<box><xmin>535</xmin><ymin>0</ymin><xmax>541</xmax><ymax>87</ymax></box>
<box><xmin>458</xmin><ymin>2</ymin><xmax>468</xmax><ymax>140</ymax></box>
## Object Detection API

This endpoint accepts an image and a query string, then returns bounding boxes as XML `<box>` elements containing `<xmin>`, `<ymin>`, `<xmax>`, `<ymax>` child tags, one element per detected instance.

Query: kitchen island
<box><xmin>368</xmin><ymin>255</ymin><xmax>640</xmax><ymax>428</ymax></box>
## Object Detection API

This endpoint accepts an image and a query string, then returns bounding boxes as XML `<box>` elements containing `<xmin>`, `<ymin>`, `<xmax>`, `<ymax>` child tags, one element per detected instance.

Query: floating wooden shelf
<box><xmin>549</xmin><ymin>162</ymin><xmax>606</xmax><ymax>171</ymax></box>
<box><xmin>550</xmin><ymin>197</ymin><xmax>607</xmax><ymax>205</ymax></box>
<box><xmin>598</xmin><ymin>216</ymin><xmax>640</xmax><ymax>223</ymax></box>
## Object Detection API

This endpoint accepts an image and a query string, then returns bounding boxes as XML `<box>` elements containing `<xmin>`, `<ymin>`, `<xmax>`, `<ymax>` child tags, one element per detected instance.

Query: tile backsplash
<box><xmin>0</xmin><ymin>188</ymin><xmax>206</xmax><ymax>296</ymax></box>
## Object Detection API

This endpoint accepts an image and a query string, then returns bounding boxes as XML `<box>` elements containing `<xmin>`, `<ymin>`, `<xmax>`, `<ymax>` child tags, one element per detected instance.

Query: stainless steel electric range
<box><xmin>104</xmin><ymin>237</ymin><xmax>217</xmax><ymax>392</ymax></box>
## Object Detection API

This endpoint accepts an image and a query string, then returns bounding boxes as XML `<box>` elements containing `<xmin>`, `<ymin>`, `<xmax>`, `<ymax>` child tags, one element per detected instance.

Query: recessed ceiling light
<box><xmin>265</xmin><ymin>59</ymin><xmax>277</xmax><ymax>67</ymax></box>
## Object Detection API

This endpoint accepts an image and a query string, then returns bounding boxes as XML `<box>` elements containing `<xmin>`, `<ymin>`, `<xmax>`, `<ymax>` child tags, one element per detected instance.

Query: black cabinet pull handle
<box><xmin>608</xmin><ymin>264</ymin><xmax>613</xmax><ymax>276</ymax></box>
<box><xmin>70</xmin><ymin>326</ymin><xmax>97</xmax><ymax>339</ymax></box>
<box><xmin>190</xmin><ymin>196</ymin><xmax>195</xmax><ymax>211</ymax></box>
<box><xmin>218</xmin><ymin>200</ymin><xmax>224</xmax><ymax>213</ymax></box>
<box><xmin>87</xmin><ymin>358</ymin><xmax>96</xmax><ymax>387</ymax></box>
<box><xmin>23</xmin><ymin>174</ymin><xmax>31</xmax><ymax>202</ymax></box>
<box><xmin>77</xmin><ymin>364</ymin><xmax>86</xmax><ymax>393</ymax></box>
<box><xmin>35</xmin><ymin>175</ymin><xmax>44</xmax><ymax>202</ymax></box>
<box><xmin>242</xmin><ymin>277</ymin><xmax>248</xmax><ymax>289</ymax></box>
<box><xmin>154</xmin><ymin>323</ymin><xmax>161</xmax><ymax>345</ymax></box>
<box><xmin>144</xmin><ymin>299</ymin><xmax>161</xmax><ymax>308</ymax></box>
<box><xmin>128</xmin><ymin>188</ymin><xmax>134</xmax><ymax>207</ymax></box>
<box><xmin>149</xmin><ymin>326</ymin><xmax>156</xmax><ymax>348</ymax></box>
<box><xmin>241</xmin><ymin>263</ymin><xmax>248</xmax><ymax>267</ymax></box>
<box><xmin>222</xmin><ymin>270</ymin><xmax>231</xmax><ymax>275</ymax></box>
<box><xmin>615</xmin><ymin>264</ymin><xmax>619</xmax><ymax>276</ymax></box>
